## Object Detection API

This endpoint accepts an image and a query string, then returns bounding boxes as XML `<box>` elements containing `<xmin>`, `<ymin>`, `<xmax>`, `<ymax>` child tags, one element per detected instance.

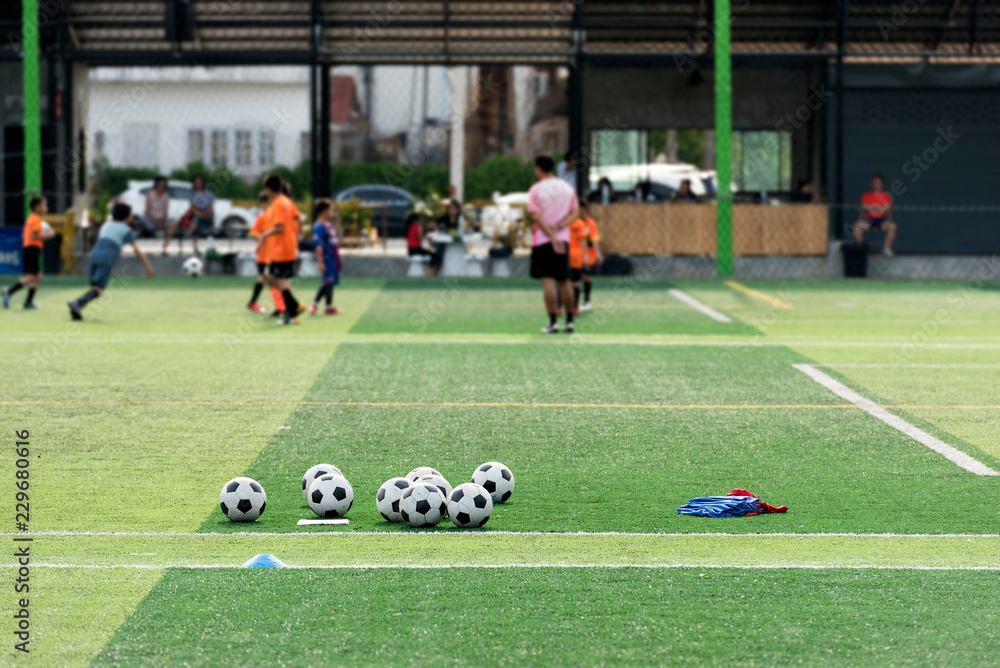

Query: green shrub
<box><xmin>464</xmin><ymin>156</ymin><xmax>536</xmax><ymax>200</ymax></box>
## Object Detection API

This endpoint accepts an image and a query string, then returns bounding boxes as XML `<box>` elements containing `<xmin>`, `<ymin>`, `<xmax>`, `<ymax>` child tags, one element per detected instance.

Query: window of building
<box><xmin>589</xmin><ymin>127</ymin><xmax>792</xmax><ymax>194</ymax></box>
<box><xmin>732</xmin><ymin>130</ymin><xmax>792</xmax><ymax>193</ymax></box>
<box><xmin>300</xmin><ymin>131</ymin><xmax>312</xmax><ymax>164</ymax></box>
<box><xmin>94</xmin><ymin>130</ymin><xmax>105</xmax><ymax>160</ymax></box>
<box><xmin>210</xmin><ymin>129</ymin><xmax>228</xmax><ymax>167</ymax></box>
<box><xmin>188</xmin><ymin>129</ymin><xmax>205</xmax><ymax>164</ymax></box>
<box><xmin>235</xmin><ymin>130</ymin><xmax>253</xmax><ymax>167</ymax></box>
<box><xmin>259</xmin><ymin>129</ymin><xmax>276</xmax><ymax>167</ymax></box>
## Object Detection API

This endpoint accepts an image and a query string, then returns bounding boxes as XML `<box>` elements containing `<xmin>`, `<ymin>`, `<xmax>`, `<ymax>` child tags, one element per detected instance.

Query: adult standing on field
<box><xmin>256</xmin><ymin>174</ymin><xmax>303</xmax><ymax>325</ymax></box>
<box><xmin>528</xmin><ymin>155</ymin><xmax>579</xmax><ymax>334</ymax></box>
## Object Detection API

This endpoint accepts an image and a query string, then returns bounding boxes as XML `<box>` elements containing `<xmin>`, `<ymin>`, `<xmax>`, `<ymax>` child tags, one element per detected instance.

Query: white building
<box><xmin>88</xmin><ymin>65</ymin><xmax>454</xmax><ymax>176</ymax></box>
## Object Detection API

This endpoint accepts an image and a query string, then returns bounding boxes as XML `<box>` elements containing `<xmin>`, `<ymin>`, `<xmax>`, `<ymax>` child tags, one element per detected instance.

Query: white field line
<box><xmin>667</xmin><ymin>289</ymin><xmax>732</xmax><ymax>323</ymax></box>
<box><xmin>2</xmin><ymin>563</ymin><xmax>998</xmax><ymax>571</ymax></box>
<box><xmin>819</xmin><ymin>364</ymin><xmax>1000</xmax><ymax>368</ymax></box>
<box><xmin>4</xmin><ymin>531</ymin><xmax>999</xmax><ymax>538</ymax></box>
<box><xmin>793</xmin><ymin>363</ymin><xmax>1000</xmax><ymax>476</ymax></box>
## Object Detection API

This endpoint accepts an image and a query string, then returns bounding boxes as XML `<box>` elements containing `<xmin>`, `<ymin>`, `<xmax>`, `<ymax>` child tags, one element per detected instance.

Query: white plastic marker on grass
<box><xmin>667</xmin><ymin>289</ymin><xmax>732</xmax><ymax>323</ymax></box>
<box><xmin>297</xmin><ymin>519</ymin><xmax>350</xmax><ymax>526</ymax></box>
<box><xmin>793</xmin><ymin>363</ymin><xmax>1000</xmax><ymax>476</ymax></box>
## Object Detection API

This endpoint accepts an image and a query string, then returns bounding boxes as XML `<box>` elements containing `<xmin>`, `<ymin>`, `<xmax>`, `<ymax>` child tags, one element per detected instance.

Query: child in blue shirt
<box><xmin>309</xmin><ymin>199</ymin><xmax>342</xmax><ymax>315</ymax></box>
<box><xmin>68</xmin><ymin>202</ymin><xmax>153</xmax><ymax>321</ymax></box>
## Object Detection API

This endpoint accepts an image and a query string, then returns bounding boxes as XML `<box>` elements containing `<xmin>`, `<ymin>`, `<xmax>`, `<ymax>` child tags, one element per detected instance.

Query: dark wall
<box><xmin>836</xmin><ymin>65</ymin><xmax>1000</xmax><ymax>254</ymax></box>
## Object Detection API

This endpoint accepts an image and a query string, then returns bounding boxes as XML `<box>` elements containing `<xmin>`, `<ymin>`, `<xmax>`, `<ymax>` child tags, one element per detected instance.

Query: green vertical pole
<box><xmin>22</xmin><ymin>0</ymin><xmax>42</xmax><ymax>215</ymax></box>
<box><xmin>714</xmin><ymin>0</ymin><xmax>733</xmax><ymax>276</ymax></box>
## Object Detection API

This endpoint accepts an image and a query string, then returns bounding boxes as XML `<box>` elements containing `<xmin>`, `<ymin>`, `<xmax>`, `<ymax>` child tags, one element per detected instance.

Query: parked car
<box><xmin>589</xmin><ymin>163</ymin><xmax>722</xmax><ymax>200</ymax></box>
<box><xmin>114</xmin><ymin>180</ymin><xmax>257</xmax><ymax>238</ymax></box>
<box><xmin>333</xmin><ymin>184</ymin><xmax>416</xmax><ymax>238</ymax></box>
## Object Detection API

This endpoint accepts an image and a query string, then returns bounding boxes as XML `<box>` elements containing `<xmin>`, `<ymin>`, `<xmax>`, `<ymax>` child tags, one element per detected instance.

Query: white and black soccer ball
<box><xmin>376</xmin><ymin>477</ymin><xmax>412</xmax><ymax>523</ymax></box>
<box><xmin>301</xmin><ymin>463</ymin><xmax>342</xmax><ymax>500</ymax></box>
<box><xmin>406</xmin><ymin>466</ymin><xmax>441</xmax><ymax>483</ymax></box>
<box><xmin>416</xmin><ymin>473</ymin><xmax>452</xmax><ymax>501</ymax></box>
<box><xmin>448</xmin><ymin>483</ymin><xmax>493</xmax><ymax>528</ymax></box>
<box><xmin>472</xmin><ymin>461</ymin><xmax>515</xmax><ymax>504</ymax></box>
<box><xmin>399</xmin><ymin>482</ymin><xmax>447</xmax><ymax>528</ymax></box>
<box><xmin>219</xmin><ymin>476</ymin><xmax>267</xmax><ymax>522</ymax></box>
<box><xmin>182</xmin><ymin>256</ymin><xmax>204</xmax><ymax>277</ymax></box>
<box><xmin>307</xmin><ymin>473</ymin><xmax>354</xmax><ymax>518</ymax></box>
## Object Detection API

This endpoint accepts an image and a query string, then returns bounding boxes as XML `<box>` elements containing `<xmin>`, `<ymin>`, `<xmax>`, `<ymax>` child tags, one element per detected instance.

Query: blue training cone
<box><xmin>242</xmin><ymin>553</ymin><xmax>288</xmax><ymax>568</ymax></box>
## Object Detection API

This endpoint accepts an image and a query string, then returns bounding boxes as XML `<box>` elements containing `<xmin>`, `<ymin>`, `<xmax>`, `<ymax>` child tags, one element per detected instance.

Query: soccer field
<box><xmin>3</xmin><ymin>276</ymin><xmax>1000</xmax><ymax>666</ymax></box>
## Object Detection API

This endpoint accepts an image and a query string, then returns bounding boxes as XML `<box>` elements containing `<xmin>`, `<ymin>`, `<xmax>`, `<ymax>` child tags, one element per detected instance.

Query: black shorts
<box><xmin>269</xmin><ymin>261</ymin><xmax>296</xmax><ymax>279</ymax></box>
<box><xmin>22</xmin><ymin>247</ymin><xmax>41</xmax><ymax>275</ymax></box>
<box><xmin>530</xmin><ymin>243</ymin><xmax>569</xmax><ymax>281</ymax></box>
<box><xmin>569</xmin><ymin>268</ymin><xmax>584</xmax><ymax>282</ymax></box>
<box><xmin>256</xmin><ymin>262</ymin><xmax>268</xmax><ymax>276</ymax></box>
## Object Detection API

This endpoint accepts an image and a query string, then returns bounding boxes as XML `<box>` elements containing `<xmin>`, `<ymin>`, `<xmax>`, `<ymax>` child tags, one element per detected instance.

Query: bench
<box><xmin>407</xmin><ymin>254</ymin><xmax>431</xmax><ymax>277</ymax></box>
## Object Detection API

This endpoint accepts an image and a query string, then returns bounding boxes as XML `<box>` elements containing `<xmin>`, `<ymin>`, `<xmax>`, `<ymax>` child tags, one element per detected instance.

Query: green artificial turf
<box><xmin>94</xmin><ymin>568</ymin><xmax>1000</xmax><ymax>667</ymax></box>
<box><xmin>3</xmin><ymin>276</ymin><xmax>1000</xmax><ymax>666</ymax></box>
<box><xmin>350</xmin><ymin>278</ymin><xmax>759</xmax><ymax>335</ymax></box>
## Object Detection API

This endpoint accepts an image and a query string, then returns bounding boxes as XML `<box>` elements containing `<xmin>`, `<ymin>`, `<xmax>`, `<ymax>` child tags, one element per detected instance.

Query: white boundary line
<box><xmin>667</xmin><ymin>289</ymin><xmax>732</xmax><ymax>323</ymax></box>
<box><xmin>1</xmin><ymin>563</ymin><xmax>998</xmax><ymax>571</ymax></box>
<box><xmin>4</xmin><ymin>531</ymin><xmax>999</xmax><ymax>538</ymax></box>
<box><xmin>819</xmin><ymin>364</ymin><xmax>1000</xmax><ymax>369</ymax></box>
<box><xmin>793</xmin><ymin>363</ymin><xmax>1000</xmax><ymax>476</ymax></box>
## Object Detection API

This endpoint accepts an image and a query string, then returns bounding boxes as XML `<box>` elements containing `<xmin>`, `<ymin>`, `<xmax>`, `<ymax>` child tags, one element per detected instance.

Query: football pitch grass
<box><xmin>2</xmin><ymin>276</ymin><xmax>1000</xmax><ymax>665</ymax></box>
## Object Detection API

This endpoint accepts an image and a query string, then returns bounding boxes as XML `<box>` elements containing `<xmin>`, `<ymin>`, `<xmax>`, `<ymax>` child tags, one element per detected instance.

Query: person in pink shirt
<box><xmin>527</xmin><ymin>155</ymin><xmax>580</xmax><ymax>333</ymax></box>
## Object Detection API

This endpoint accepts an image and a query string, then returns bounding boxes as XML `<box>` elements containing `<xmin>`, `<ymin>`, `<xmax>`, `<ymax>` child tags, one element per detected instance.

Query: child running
<box><xmin>256</xmin><ymin>174</ymin><xmax>302</xmax><ymax>325</ymax></box>
<box><xmin>579</xmin><ymin>199</ymin><xmax>603</xmax><ymax>312</ymax></box>
<box><xmin>308</xmin><ymin>199</ymin><xmax>342</xmax><ymax>315</ymax></box>
<box><xmin>67</xmin><ymin>202</ymin><xmax>153</xmax><ymax>321</ymax></box>
<box><xmin>247</xmin><ymin>191</ymin><xmax>286</xmax><ymax>316</ymax></box>
<box><xmin>3</xmin><ymin>196</ymin><xmax>55</xmax><ymax>310</ymax></box>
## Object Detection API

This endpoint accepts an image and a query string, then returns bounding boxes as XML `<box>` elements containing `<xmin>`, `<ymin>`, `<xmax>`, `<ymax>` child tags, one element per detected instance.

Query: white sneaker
<box><xmin>882</xmin><ymin>249</ymin><xmax>894</xmax><ymax>258</ymax></box>
<box><xmin>564</xmin><ymin>322</ymin><xmax>575</xmax><ymax>333</ymax></box>
<box><xmin>580</xmin><ymin>302</ymin><xmax>592</xmax><ymax>312</ymax></box>
<box><xmin>540</xmin><ymin>323</ymin><xmax>560</xmax><ymax>334</ymax></box>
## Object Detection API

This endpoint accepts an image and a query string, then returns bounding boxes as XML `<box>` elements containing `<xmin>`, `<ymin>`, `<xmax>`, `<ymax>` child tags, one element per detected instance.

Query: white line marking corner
<box><xmin>793</xmin><ymin>363</ymin><xmax>999</xmax><ymax>477</ymax></box>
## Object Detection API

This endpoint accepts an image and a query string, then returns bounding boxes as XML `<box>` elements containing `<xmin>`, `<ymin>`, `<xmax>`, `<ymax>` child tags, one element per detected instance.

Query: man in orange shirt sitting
<box><xmin>4</xmin><ymin>196</ymin><xmax>55</xmax><ymax>310</ymax></box>
<box><xmin>852</xmin><ymin>174</ymin><xmax>897</xmax><ymax>258</ymax></box>
<box><xmin>256</xmin><ymin>174</ymin><xmax>303</xmax><ymax>325</ymax></box>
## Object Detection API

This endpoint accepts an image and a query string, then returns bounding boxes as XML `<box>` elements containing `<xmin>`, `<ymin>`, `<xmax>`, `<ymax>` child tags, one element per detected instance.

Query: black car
<box><xmin>333</xmin><ymin>184</ymin><xmax>416</xmax><ymax>238</ymax></box>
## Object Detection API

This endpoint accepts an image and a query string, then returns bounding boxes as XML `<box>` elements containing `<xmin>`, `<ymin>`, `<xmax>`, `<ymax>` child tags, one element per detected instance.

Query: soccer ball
<box><xmin>406</xmin><ymin>466</ymin><xmax>441</xmax><ymax>483</ymax></box>
<box><xmin>307</xmin><ymin>473</ymin><xmax>353</xmax><ymax>518</ymax></box>
<box><xmin>219</xmin><ymin>476</ymin><xmax>266</xmax><ymax>522</ymax></box>
<box><xmin>182</xmin><ymin>256</ymin><xmax>203</xmax><ymax>277</ymax></box>
<box><xmin>448</xmin><ymin>483</ymin><xmax>493</xmax><ymax>528</ymax></box>
<box><xmin>399</xmin><ymin>482</ymin><xmax>447</xmax><ymax>528</ymax></box>
<box><xmin>472</xmin><ymin>461</ymin><xmax>515</xmax><ymax>504</ymax></box>
<box><xmin>41</xmin><ymin>221</ymin><xmax>53</xmax><ymax>237</ymax></box>
<box><xmin>376</xmin><ymin>477</ymin><xmax>412</xmax><ymax>522</ymax></box>
<box><xmin>416</xmin><ymin>473</ymin><xmax>452</xmax><ymax>501</ymax></box>
<box><xmin>301</xmin><ymin>463</ymin><xmax>342</xmax><ymax>500</ymax></box>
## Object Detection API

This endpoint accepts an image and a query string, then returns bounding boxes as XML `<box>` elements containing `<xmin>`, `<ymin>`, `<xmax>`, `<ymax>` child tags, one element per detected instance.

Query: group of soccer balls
<box><xmin>218</xmin><ymin>460</ymin><xmax>514</xmax><ymax>529</ymax></box>
<box><xmin>375</xmin><ymin>462</ymin><xmax>514</xmax><ymax>528</ymax></box>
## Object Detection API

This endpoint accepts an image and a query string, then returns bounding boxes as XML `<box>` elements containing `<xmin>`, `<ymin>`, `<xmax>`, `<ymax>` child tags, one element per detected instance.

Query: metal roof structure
<box><xmin>4</xmin><ymin>0</ymin><xmax>999</xmax><ymax>65</ymax></box>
